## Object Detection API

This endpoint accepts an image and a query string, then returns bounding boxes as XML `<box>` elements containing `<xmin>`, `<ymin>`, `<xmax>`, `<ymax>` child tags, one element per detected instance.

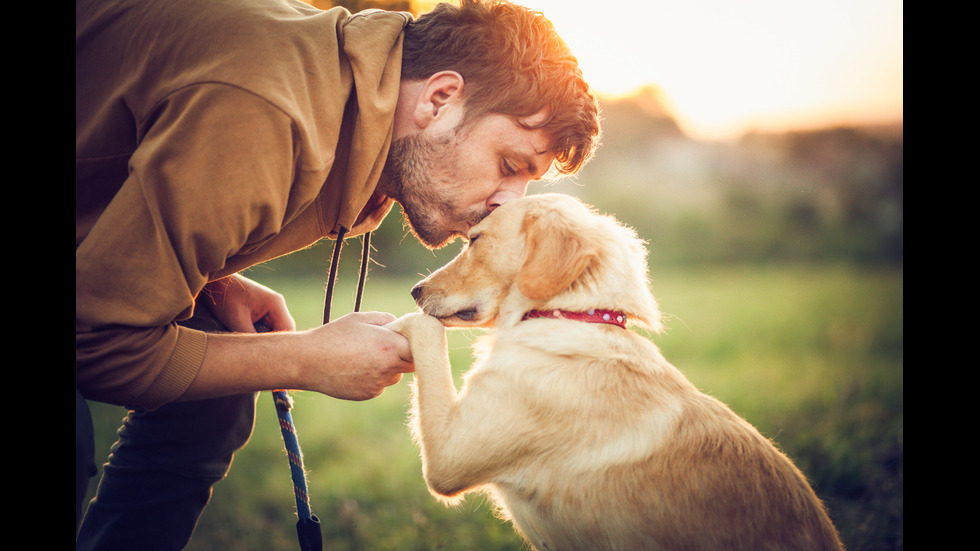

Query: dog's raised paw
<box><xmin>385</xmin><ymin>312</ymin><xmax>444</xmax><ymax>340</ymax></box>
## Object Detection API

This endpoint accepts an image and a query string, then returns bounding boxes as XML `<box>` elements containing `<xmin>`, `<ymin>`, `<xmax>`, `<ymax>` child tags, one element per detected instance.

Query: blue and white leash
<box><xmin>255</xmin><ymin>321</ymin><xmax>321</xmax><ymax>551</ymax></box>
<box><xmin>256</xmin><ymin>228</ymin><xmax>373</xmax><ymax>551</ymax></box>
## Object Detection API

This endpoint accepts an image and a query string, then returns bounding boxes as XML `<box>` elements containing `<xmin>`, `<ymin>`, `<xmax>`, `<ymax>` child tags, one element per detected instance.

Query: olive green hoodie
<box><xmin>76</xmin><ymin>0</ymin><xmax>409</xmax><ymax>409</ymax></box>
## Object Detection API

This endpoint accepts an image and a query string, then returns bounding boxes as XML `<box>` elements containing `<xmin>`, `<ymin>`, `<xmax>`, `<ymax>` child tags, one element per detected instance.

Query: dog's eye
<box><xmin>467</xmin><ymin>234</ymin><xmax>481</xmax><ymax>245</ymax></box>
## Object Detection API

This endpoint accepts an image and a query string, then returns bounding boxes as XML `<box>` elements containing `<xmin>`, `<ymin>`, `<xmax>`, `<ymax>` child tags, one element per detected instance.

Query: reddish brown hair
<box><xmin>402</xmin><ymin>0</ymin><xmax>601</xmax><ymax>174</ymax></box>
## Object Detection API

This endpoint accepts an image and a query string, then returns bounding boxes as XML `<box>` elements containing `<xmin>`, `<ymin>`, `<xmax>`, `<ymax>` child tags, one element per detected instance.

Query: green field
<box><xmin>83</xmin><ymin>263</ymin><xmax>903</xmax><ymax>550</ymax></box>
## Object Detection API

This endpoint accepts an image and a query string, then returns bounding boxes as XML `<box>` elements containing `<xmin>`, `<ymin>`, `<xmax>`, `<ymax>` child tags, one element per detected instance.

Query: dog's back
<box><xmin>481</xmin><ymin>323</ymin><xmax>842</xmax><ymax>551</ymax></box>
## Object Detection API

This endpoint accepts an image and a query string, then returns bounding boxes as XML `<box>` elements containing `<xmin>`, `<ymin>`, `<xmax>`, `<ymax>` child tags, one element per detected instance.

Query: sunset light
<box><xmin>521</xmin><ymin>0</ymin><xmax>903</xmax><ymax>140</ymax></box>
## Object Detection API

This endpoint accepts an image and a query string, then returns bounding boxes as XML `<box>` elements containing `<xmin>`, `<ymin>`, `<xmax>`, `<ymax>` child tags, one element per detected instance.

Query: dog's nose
<box><xmin>411</xmin><ymin>284</ymin><xmax>423</xmax><ymax>302</ymax></box>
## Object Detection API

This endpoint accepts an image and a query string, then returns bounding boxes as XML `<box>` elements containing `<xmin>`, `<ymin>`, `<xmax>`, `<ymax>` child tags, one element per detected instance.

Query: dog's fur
<box><xmin>387</xmin><ymin>193</ymin><xmax>843</xmax><ymax>551</ymax></box>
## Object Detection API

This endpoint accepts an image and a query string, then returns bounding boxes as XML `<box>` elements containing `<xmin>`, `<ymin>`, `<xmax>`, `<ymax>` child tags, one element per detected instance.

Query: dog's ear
<box><xmin>518</xmin><ymin>207</ymin><xmax>601</xmax><ymax>301</ymax></box>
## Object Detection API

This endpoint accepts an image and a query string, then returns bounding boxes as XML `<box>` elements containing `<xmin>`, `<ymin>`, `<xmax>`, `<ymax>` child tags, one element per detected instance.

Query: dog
<box><xmin>387</xmin><ymin>193</ymin><xmax>843</xmax><ymax>550</ymax></box>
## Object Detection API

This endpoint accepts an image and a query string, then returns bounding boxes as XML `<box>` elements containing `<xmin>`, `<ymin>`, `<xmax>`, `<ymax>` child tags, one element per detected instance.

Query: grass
<box><xmin>82</xmin><ymin>263</ymin><xmax>903</xmax><ymax>550</ymax></box>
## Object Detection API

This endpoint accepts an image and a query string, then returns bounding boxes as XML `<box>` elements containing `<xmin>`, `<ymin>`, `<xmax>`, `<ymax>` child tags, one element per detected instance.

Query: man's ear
<box><xmin>413</xmin><ymin>71</ymin><xmax>464</xmax><ymax>130</ymax></box>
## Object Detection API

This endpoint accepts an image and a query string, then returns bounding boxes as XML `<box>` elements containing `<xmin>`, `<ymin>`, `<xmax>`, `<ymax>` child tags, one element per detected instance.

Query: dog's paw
<box><xmin>384</xmin><ymin>313</ymin><xmax>415</xmax><ymax>336</ymax></box>
<box><xmin>385</xmin><ymin>312</ymin><xmax>444</xmax><ymax>342</ymax></box>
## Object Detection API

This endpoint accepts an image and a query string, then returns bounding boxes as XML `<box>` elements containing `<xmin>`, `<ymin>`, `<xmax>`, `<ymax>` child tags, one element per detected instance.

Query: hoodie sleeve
<box><xmin>75</xmin><ymin>83</ymin><xmax>303</xmax><ymax>409</ymax></box>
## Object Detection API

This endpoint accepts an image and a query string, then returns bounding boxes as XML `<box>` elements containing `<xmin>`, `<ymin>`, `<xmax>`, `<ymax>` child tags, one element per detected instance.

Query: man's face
<box><xmin>381</xmin><ymin>111</ymin><xmax>555</xmax><ymax>249</ymax></box>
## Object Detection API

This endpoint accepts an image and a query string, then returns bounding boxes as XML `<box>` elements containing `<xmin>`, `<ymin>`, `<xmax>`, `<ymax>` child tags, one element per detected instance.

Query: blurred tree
<box><xmin>596</xmin><ymin>85</ymin><xmax>687</xmax><ymax>152</ymax></box>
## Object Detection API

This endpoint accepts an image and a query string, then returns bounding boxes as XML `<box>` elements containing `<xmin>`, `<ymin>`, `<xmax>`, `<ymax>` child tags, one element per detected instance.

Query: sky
<box><xmin>518</xmin><ymin>0</ymin><xmax>904</xmax><ymax>141</ymax></box>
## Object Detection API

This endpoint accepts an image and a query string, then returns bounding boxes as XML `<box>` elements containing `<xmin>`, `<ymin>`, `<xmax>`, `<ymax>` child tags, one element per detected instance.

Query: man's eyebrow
<box><xmin>509</xmin><ymin>147</ymin><xmax>551</xmax><ymax>177</ymax></box>
<box><xmin>524</xmin><ymin>157</ymin><xmax>540</xmax><ymax>176</ymax></box>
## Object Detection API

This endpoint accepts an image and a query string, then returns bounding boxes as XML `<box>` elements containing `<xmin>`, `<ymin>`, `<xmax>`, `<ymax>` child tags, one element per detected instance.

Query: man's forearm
<box><xmin>177</xmin><ymin>312</ymin><xmax>415</xmax><ymax>403</ymax></box>
<box><xmin>178</xmin><ymin>330</ymin><xmax>304</xmax><ymax>401</ymax></box>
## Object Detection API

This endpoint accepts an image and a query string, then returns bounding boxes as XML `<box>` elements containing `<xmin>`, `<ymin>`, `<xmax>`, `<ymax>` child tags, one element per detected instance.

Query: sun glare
<box><xmin>522</xmin><ymin>0</ymin><xmax>903</xmax><ymax>140</ymax></box>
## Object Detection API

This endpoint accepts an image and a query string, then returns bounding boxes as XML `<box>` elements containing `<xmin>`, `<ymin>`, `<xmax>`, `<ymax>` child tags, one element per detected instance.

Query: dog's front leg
<box><xmin>386</xmin><ymin>312</ymin><xmax>458</xmax><ymax>425</ymax></box>
<box><xmin>386</xmin><ymin>314</ymin><xmax>472</xmax><ymax>496</ymax></box>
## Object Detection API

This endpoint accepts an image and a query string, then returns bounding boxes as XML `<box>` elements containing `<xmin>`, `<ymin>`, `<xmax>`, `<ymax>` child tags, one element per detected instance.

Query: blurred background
<box><xmin>83</xmin><ymin>0</ymin><xmax>903</xmax><ymax>549</ymax></box>
<box><xmin>291</xmin><ymin>0</ymin><xmax>903</xmax><ymax>276</ymax></box>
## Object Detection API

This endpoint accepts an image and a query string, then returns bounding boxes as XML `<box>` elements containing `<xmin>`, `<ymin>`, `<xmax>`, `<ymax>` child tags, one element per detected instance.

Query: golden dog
<box><xmin>387</xmin><ymin>193</ymin><xmax>843</xmax><ymax>550</ymax></box>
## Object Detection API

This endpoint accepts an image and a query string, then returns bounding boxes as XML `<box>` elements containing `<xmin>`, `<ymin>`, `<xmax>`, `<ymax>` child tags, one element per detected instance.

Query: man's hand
<box><xmin>180</xmin><ymin>302</ymin><xmax>413</xmax><ymax>403</ymax></box>
<box><xmin>301</xmin><ymin>312</ymin><xmax>415</xmax><ymax>401</ymax></box>
<box><xmin>203</xmin><ymin>274</ymin><xmax>296</xmax><ymax>333</ymax></box>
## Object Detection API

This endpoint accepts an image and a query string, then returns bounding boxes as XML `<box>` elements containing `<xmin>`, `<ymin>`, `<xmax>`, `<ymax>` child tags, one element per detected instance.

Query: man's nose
<box><xmin>486</xmin><ymin>180</ymin><xmax>529</xmax><ymax>211</ymax></box>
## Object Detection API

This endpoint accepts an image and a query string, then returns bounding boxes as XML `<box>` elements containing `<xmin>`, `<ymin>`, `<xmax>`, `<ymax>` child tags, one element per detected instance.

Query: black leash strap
<box><xmin>322</xmin><ymin>227</ymin><xmax>347</xmax><ymax>325</ymax></box>
<box><xmin>354</xmin><ymin>231</ymin><xmax>371</xmax><ymax>313</ymax></box>
<box><xmin>323</xmin><ymin>227</ymin><xmax>372</xmax><ymax>323</ymax></box>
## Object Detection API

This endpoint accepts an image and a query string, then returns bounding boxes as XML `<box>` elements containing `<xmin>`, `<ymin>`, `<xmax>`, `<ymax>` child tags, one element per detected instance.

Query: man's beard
<box><xmin>380</xmin><ymin>132</ymin><xmax>487</xmax><ymax>249</ymax></box>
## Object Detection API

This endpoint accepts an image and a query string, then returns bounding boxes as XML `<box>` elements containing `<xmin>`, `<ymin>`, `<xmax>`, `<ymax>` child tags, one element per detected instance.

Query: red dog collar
<box><xmin>522</xmin><ymin>309</ymin><xmax>628</xmax><ymax>328</ymax></box>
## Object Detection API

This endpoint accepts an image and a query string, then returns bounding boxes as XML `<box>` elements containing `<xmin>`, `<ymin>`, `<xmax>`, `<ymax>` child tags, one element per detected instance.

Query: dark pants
<box><xmin>76</xmin><ymin>306</ymin><xmax>258</xmax><ymax>550</ymax></box>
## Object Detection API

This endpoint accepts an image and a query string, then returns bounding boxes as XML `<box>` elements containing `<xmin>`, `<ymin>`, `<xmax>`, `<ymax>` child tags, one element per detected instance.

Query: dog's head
<box><xmin>411</xmin><ymin>193</ymin><xmax>663</xmax><ymax>331</ymax></box>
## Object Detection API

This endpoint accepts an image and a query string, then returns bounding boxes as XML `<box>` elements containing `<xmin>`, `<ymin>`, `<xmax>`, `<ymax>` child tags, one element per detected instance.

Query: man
<box><xmin>76</xmin><ymin>0</ymin><xmax>600</xmax><ymax>547</ymax></box>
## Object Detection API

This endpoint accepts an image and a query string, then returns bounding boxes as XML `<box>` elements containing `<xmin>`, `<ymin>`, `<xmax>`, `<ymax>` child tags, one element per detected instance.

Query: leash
<box><xmin>255</xmin><ymin>321</ymin><xmax>322</xmax><ymax>551</ymax></box>
<box><xmin>322</xmin><ymin>227</ymin><xmax>371</xmax><ymax>324</ymax></box>
<box><xmin>257</xmin><ymin>229</ymin><xmax>373</xmax><ymax>550</ymax></box>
